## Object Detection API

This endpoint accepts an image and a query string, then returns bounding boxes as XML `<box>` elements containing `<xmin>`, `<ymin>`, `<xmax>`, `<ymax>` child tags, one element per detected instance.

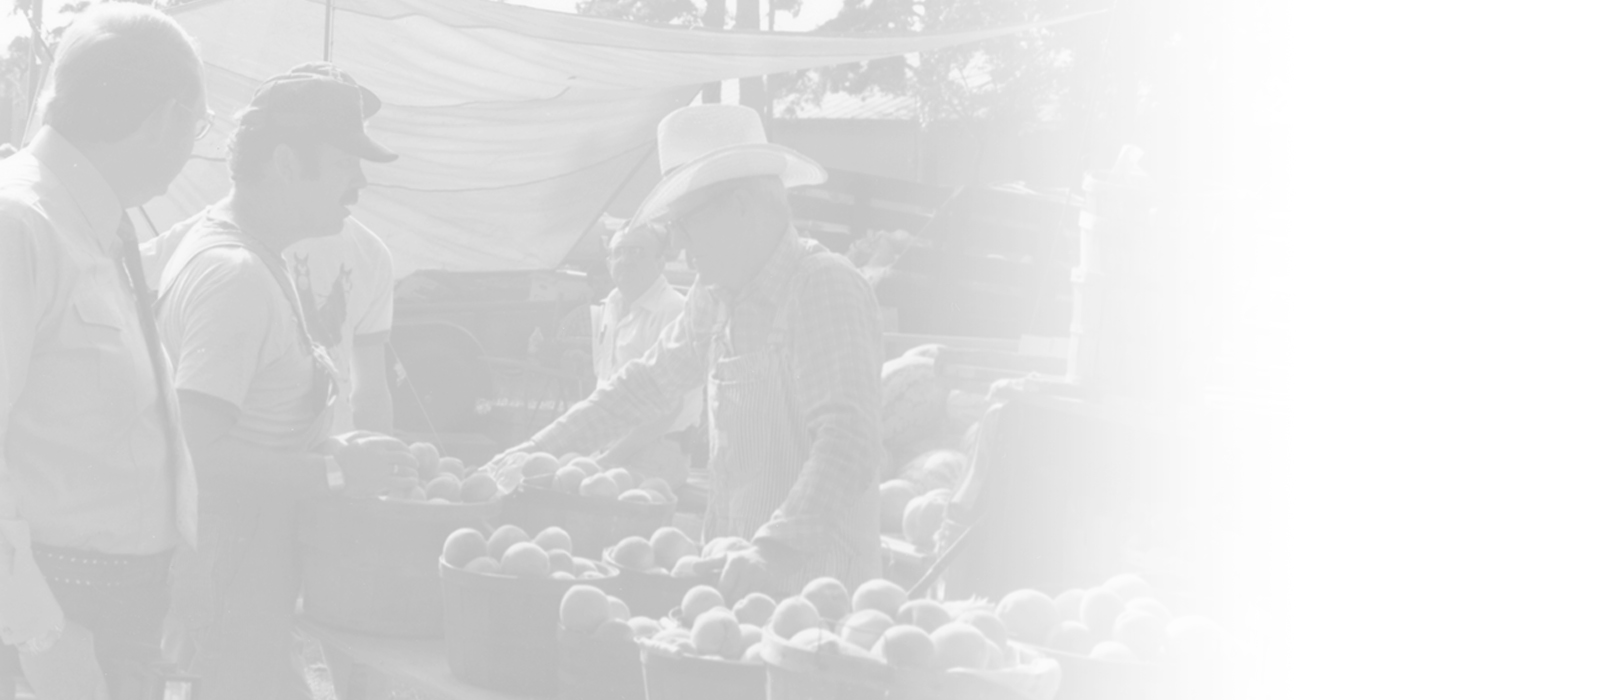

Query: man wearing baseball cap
<box><xmin>154</xmin><ymin>62</ymin><xmax>412</xmax><ymax>699</ymax></box>
<box><xmin>495</xmin><ymin>104</ymin><xmax>885</xmax><ymax>598</ymax></box>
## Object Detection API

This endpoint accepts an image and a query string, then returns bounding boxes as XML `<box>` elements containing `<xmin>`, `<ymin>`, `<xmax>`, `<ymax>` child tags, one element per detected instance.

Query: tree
<box><xmin>765</xmin><ymin>0</ymin><xmax>1089</xmax><ymax>131</ymax></box>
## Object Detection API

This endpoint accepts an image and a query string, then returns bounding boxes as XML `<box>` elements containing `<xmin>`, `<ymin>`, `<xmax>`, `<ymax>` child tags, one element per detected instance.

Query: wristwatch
<box><xmin>323</xmin><ymin>454</ymin><xmax>345</xmax><ymax>493</ymax></box>
<box><xmin>18</xmin><ymin>623</ymin><xmax>62</xmax><ymax>655</ymax></box>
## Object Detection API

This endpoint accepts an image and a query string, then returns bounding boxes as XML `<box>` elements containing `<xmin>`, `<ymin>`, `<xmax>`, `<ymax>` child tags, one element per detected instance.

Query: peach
<box><xmin>1045</xmin><ymin>621</ymin><xmax>1094</xmax><ymax>654</ymax></box>
<box><xmin>878</xmin><ymin>480</ymin><xmax>918</xmax><ymax>533</ymax></box>
<box><xmin>579</xmin><ymin>473</ymin><xmax>619</xmax><ymax>499</ymax></box>
<box><xmin>559</xmin><ymin>585</ymin><xmax>611</xmax><ymax>635</ymax></box>
<box><xmin>442</xmin><ymin>528</ymin><xmax>487</xmax><ymax>568</ymax></box>
<box><xmin>460</xmin><ymin>472</ymin><xmax>498</xmax><ymax>503</ymax></box>
<box><xmin>1053</xmin><ymin>588</ymin><xmax>1087</xmax><ymax>622</ymax></box>
<box><xmin>533</xmin><ymin>526</ymin><xmax>573</xmax><ymax>554</ymax></box>
<box><xmin>553</xmin><ymin>465</ymin><xmax>586</xmax><ymax>493</ymax></box>
<box><xmin>1079</xmin><ymin>587</ymin><xmax>1125</xmax><ymax>640</ymax></box>
<box><xmin>486</xmin><ymin>524</ymin><xmax>529</xmax><ymax>560</ymax></box>
<box><xmin>873</xmin><ymin>625</ymin><xmax>935</xmax><ymax>668</ymax></box>
<box><xmin>649</xmin><ymin>527</ymin><xmax>697</xmax><ymax>570</ymax></box>
<box><xmin>851</xmin><ymin>579</ymin><xmax>908</xmax><ymax>617</ymax></box>
<box><xmin>930</xmin><ymin>622</ymin><xmax>988</xmax><ymax>670</ymax></box>
<box><xmin>464</xmin><ymin>556</ymin><xmax>501</xmax><ymax>575</ymax></box>
<box><xmin>996</xmin><ymin>588</ymin><xmax>1060</xmax><ymax>645</ymax></box>
<box><xmin>604</xmin><ymin>468</ymin><xmax>635</xmax><ymax>491</ymax></box>
<box><xmin>840</xmin><ymin>609</ymin><xmax>895</xmax><ymax>651</ymax></box>
<box><xmin>733</xmin><ymin>593</ymin><xmax>776</xmax><ymax>627</ymax></box>
<box><xmin>770</xmin><ymin>596</ymin><xmax>821</xmax><ymax>640</ymax></box>
<box><xmin>425</xmin><ymin>473</ymin><xmax>461</xmax><ymax>502</ymax></box>
<box><xmin>897</xmin><ymin>599</ymin><xmax>952</xmax><ymax>633</ymax></box>
<box><xmin>957</xmin><ymin>610</ymin><xmax>1009</xmax><ymax>648</ymax></box>
<box><xmin>611</xmin><ymin>536</ymin><xmax>655</xmax><ymax>571</ymax></box>
<box><xmin>681</xmin><ymin>585</ymin><xmax>725</xmax><ymax>623</ymax></box>
<box><xmin>499</xmin><ymin>542</ymin><xmax>549</xmax><ymax>578</ymax></box>
<box><xmin>800</xmin><ymin>577</ymin><xmax>851</xmax><ymax>623</ymax></box>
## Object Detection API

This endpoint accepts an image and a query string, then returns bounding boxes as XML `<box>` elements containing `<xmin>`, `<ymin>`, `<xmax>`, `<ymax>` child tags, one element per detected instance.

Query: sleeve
<box><xmin>0</xmin><ymin>212</ymin><xmax>65</xmax><ymax>646</ymax></box>
<box><xmin>530</xmin><ymin>283</ymin><xmax>715</xmax><ymax>457</ymax></box>
<box><xmin>755</xmin><ymin>260</ymin><xmax>886</xmax><ymax>555</ymax></box>
<box><xmin>163</xmin><ymin>250</ymin><xmax>275</xmax><ymax>410</ymax></box>
<box><xmin>350</xmin><ymin>222</ymin><xmax>393</xmax><ymax>341</ymax></box>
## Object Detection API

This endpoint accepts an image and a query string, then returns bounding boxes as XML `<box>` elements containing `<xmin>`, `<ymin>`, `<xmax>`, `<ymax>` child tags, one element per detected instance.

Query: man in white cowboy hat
<box><xmin>495</xmin><ymin>103</ymin><xmax>884</xmax><ymax>598</ymax></box>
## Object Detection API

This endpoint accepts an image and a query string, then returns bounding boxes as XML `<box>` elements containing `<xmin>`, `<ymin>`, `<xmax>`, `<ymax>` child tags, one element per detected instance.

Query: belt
<box><xmin>33</xmin><ymin>544</ymin><xmax>174</xmax><ymax>588</ymax></box>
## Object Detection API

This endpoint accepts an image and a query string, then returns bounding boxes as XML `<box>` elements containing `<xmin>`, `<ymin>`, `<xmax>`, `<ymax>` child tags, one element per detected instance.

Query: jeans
<box><xmin>36</xmin><ymin>547</ymin><xmax>173</xmax><ymax>700</ymax></box>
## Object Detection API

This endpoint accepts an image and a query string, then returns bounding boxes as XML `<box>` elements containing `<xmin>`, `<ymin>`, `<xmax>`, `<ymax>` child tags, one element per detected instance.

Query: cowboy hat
<box><xmin>632</xmin><ymin>104</ymin><xmax>826</xmax><ymax>224</ymax></box>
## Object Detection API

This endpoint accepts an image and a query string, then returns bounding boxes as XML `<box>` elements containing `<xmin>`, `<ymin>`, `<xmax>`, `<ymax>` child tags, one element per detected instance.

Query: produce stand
<box><xmin>298</xmin><ymin>618</ymin><xmax>542</xmax><ymax>700</ymax></box>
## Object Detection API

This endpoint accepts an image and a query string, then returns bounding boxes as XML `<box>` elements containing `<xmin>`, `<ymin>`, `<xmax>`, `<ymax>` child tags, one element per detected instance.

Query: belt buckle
<box><xmin>152</xmin><ymin>668</ymin><xmax>201</xmax><ymax>700</ymax></box>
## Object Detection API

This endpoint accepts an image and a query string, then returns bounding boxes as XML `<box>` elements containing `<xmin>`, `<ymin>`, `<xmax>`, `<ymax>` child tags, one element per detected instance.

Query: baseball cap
<box><xmin>235</xmin><ymin>62</ymin><xmax>398</xmax><ymax>163</ymax></box>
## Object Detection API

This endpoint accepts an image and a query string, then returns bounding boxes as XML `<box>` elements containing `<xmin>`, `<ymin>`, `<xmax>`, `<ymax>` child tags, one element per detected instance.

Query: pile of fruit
<box><xmin>760</xmin><ymin>577</ymin><xmax>1056</xmax><ymax>674</ymax></box>
<box><xmin>505</xmin><ymin>452</ymin><xmax>677</xmax><ymax>505</ymax></box>
<box><xmin>441</xmin><ymin>524</ymin><xmax>614</xmax><ymax>580</ymax></box>
<box><xmin>635</xmin><ymin>584</ymin><xmax>773</xmax><ymax>664</ymax></box>
<box><xmin>376</xmin><ymin>441</ymin><xmax>499</xmax><ymax>503</ymax></box>
<box><xmin>878</xmin><ymin>449</ymin><xmax>969</xmax><ymax>550</ymax></box>
<box><xmin>627</xmin><ymin>574</ymin><xmax>1051</xmax><ymax>678</ymax></box>
<box><xmin>602</xmin><ymin>526</ymin><xmax>698</xmax><ymax>575</ymax></box>
<box><xmin>1031</xmin><ymin>572</ymin><xmax>1234</xmax><ymax>667</ymax></box>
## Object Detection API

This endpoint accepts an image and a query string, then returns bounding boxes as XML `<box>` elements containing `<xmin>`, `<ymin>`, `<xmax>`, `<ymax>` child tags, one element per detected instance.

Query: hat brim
<box><xmin>349</xmin><ymin>133</ymin><xmax>399</xmax><ymax>163</ymax></box>
<box><xmin>633</xmin><ymin>142</ymin><xmax>826</xmax><ymax>225</ymax></box>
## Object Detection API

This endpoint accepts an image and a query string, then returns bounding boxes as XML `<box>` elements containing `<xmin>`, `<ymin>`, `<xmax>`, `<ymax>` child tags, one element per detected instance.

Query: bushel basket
<box><xmin>638</xmin><ymin>636</ymin><xmax>766</xmax><ymax>700</ymax></box>
<box><xmin>439</xmin><ymin>557</ymin><xmax>619</xmax><ymax>696</ymax></box>
<box><xmin>558</xmin><ymin>624</ymin><xmax>646</xmax><ymax>700</ymax></box>
<box><xmin>298</xmin><ymin>496</ymin><xmax>499</xmax><ymax>637</ymax></box>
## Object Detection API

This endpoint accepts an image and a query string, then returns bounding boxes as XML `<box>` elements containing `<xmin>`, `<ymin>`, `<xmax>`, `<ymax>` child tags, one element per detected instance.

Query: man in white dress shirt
<box><xmin>590</xmin><ymin>222</ymin><xmax>700</xmax><ymax>486</ymax></box>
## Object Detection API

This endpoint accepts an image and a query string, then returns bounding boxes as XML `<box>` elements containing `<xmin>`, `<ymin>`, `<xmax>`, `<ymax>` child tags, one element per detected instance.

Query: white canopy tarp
<box><xmin>148</xmin><ymin>0</ymin><xmax>1094</xmax><ymax>276</ymax></box>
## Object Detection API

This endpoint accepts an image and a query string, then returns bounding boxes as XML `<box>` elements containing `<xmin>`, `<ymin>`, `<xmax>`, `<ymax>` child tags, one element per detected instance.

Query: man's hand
<box><xmin>487</xmin><ymin>441</ymin><xmax>539</xmax><ymax>472</ymax></box>
<box><xmin>322</xmin><ymin>432</ymin><xmax>418</xmax><ymax>498</ymax></box>
<box><xmin>718</xmin><ymin>541</ymin><xmax>805</xmax><ymax>601</ymax></box>
<box><xmin>18</xmin><ymin>621</ymin><xmax>108</xmax><ymax>700</ymax></box>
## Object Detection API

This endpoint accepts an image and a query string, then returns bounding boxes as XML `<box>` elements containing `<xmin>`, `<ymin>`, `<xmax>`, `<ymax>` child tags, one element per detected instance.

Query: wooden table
<box><xmin>297</xmin><ymin>620</ymin><xmax>546</xmax><ymax>700</ymax></box>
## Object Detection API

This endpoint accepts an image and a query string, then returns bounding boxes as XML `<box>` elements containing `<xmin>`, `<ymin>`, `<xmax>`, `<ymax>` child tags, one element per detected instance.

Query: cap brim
<box><xmin>633</xmin><ymin>143</ymin><xmax>826</xmax><ymax>225</ymax></box>
<box><xmin>350</xmin><ymin>133</ymin><xmax>399</xmax><ymax>163</ymax></box>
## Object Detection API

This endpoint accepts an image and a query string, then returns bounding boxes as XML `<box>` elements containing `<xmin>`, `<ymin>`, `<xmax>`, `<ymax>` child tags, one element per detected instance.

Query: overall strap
<box><xmin>158</xmin><ymin>223</ymin><xmax>317</xmax><ymax>353</ymax></box>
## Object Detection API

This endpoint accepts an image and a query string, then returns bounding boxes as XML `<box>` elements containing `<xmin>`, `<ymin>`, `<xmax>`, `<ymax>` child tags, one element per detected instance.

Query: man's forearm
<box><xmin>351</xmin><ymin>337</ymin><xmax>394</xmax><ymax>432</ymax></box>
<box><xmin>352</xmin><ymin>381</ymin><xmax>394</xmax><ymax>432</ymax></box>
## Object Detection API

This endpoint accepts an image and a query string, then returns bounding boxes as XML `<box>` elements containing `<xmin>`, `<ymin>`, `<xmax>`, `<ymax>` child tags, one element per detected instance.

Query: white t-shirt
<box><xmin>155</xmin><ymin>213</ymin><xmax>325</xmax><ymax>452</ymax></box>
<box><xmin>147</xmin><ymin>217</ymin><xmax>394</xmax><ymax>435</ymax></box>
<box><xmin>284</xmin><ymin>220</ymin><xmax>394</xmax><ymax>434</ymax></box>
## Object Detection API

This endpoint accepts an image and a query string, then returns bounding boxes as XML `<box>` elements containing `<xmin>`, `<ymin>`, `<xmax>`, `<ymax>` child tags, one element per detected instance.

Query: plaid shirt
<box><xmin>533</xmin><ymin>229</ymin><xmax>884</xmax><ymax>554</ymax></box>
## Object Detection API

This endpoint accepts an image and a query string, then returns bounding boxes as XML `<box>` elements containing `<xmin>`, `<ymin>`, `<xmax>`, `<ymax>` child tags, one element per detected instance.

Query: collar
<box><xmin>728</xmin><ymin>227</ymin><xmax>806</xmax><ymax>306</ymax></box>
<box><xmin>605</xmin><ymin>275</ymin><xmax>674</xmax><ymax>318</ymax></box>
<box><xmin>28</xmin><ymin>126</ymin><xmax>125</xmax><ymax>250</ymax></box>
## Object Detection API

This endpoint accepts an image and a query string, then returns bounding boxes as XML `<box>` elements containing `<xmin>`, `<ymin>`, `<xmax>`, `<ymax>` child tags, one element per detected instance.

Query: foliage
<box><xmin>765</xmin><ymin>0</ymin><xmax>1086</xmax><ymax>130</ymax></box>
<box><xmin>573</xmin><ymin>0</ymin><xmax>703</xmax><ymax>27</ymax></box>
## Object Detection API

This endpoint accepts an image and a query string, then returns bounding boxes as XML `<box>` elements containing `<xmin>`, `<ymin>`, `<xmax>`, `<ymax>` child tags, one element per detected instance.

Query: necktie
<box><xmin>115</xmin><ymin>215</ymin><xmax>198</xmax><ymax>547</ymax></box>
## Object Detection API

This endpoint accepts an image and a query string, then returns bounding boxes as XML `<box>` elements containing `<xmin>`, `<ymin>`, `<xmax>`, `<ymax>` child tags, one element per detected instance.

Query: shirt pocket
<box><xmin>57</xmin><ymin>297</ymin><xmax>157</xmax><ymax>425</ymax></box>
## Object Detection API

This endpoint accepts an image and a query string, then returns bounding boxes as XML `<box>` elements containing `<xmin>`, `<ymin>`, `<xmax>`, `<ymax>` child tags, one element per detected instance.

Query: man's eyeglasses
<box><xmin>661</xmin><ymin>185</ymin><xmax>738</xmax><ymax>243</ymax></box>
<box><xmin>179</xmin><ymin>103</ymin><xmax>215</xmax><ymax>139</ymax></box>
<box><xmin>607</xmin><ymin>244</ymin><xmax>657</xmax><ymax>261</ymax></box>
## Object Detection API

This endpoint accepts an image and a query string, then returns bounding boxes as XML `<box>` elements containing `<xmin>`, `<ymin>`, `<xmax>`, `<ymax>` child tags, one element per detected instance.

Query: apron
<box><xmin>701</xmin><ymin>254</ymin><xmax>880</xmax><ymax>592</ymax></box>
<box><xmin>157</xmin><ymin>220</ymin><xmax>336</xmax><ymax>700</ymax></box>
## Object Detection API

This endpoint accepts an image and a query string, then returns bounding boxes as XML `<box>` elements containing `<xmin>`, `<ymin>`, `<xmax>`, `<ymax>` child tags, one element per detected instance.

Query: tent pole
<box><xmin>323</xmin><ymin>0</ymin><xmax>335</xmax><ymax>61</ymax></box>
